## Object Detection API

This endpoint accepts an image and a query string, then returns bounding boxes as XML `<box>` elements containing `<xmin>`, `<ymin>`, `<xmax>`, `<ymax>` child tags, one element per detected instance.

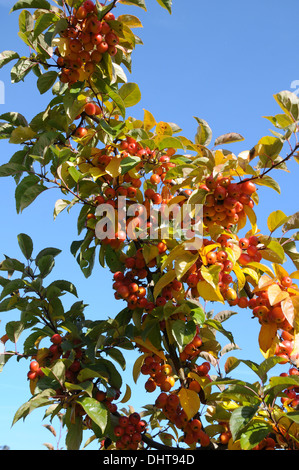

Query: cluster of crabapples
<box><xmin>27</xmin><ymin>333</ymin><xmax>86</xmax><ymax>386</ymax></box>
<box><xmin>113</xmin><ymin>412</ymin><xmax>147</xmax><ymax>450</ymax></box>
<box><xmin>202</xmin><ymin>173</ymin><xmax>257</xmax><ymax>230</ymax></box>
<box><xmin>140</xmin><ymin>354</ymin><xmax>176</xmax><ymax>394</ymax></box>
<box><xmin>111</xmin><ymin>242</ymin><xmax>177</xmax><ymax>312</ymax></box>
<box><xmin>280</xmin><ymin>367</ymin><xmax>299</xmax><ymax>409</ymax></box>
<box><xmin>154</xmin><ymin>392</ymin><xmax>210</xmax><ymax>447</ymax></box>
<box><xmin>55</xmin><ymin>0</ymin><xmax>119</xmax><ymax>85</ymax></box>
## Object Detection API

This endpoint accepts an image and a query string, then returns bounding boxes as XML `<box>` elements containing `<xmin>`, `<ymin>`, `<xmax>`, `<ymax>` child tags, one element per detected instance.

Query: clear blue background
<box><xmin>0</xmin><ymin>0</ymin><xmax>298</xmax><ymax>450</ymax></box>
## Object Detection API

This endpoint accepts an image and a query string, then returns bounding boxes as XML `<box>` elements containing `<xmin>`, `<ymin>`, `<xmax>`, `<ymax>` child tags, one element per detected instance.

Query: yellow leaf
<box><xmin>156</xmin><ymin>121</ymin><xmax>173</xmax><ymax>136</ymax></box>
<box><xmin>243</xmin><ymin>204</ymin><xmax>257</xmax><ymax>227</ymax></box>
<box><xmin>242</xmin><ymin>267</ymin><xmax>259</xmax><ymax>285</ymax></box>
<box><xmin>200</xmin><ymin>243</ymin><xmax>220</xmax><ymax>257</ymax></box>
<box><xmin>89</xmin><ymin>167</ymin><xmax>106</xmax><ymax>180</ymax></box>
<box><xmin>133</xmin><ymin>337</ymin><xmax>167</xmax><ymax>362</ymax></box>
<box><xmin>290</xmin><ymin>270</ymin><xmax>299</xmax><ymax>280</ymax></box>
<box><xmin>174</xmin><ymin>251</ymin><xmax>199</xmax><ymax>280</ymax></box>
<box><xmin>272</xmin><ymin>263</ymin><xmax>290</xmax><ymax>282</ymax></box>
<box><xmin>30</xmin><ymin>377</ymin><xmax>38</xmax><ymax>395</ymax></box>
<box><xmin>200</xmin><ymin>264</ymin><xmax>222</xmax><ymax>288</ymax></box>
<box><xmin>143</xmin><ymin>109</ymin><xmax>156</xmax><ymax>131</ymax></box>
<box><xmin>196</xmin><ymin>280</ymin><xmax>224</xmax><ymax>303</ymax></box>
<box><xmin>258</xmin><ymin>322</ymin><xmax>278</xmax><ymax>358</ymax></box>
<box><xmin>120</xmin><ymin>384</ymin><xmax>132</xmax><ymax>403</ymax></box>
<box><xmin>9</xmin><ymin>126</ymin><xmax>36</xmax><ymax>144</ymax></box>
<box><xmin>153</xmin><ymin>269</ymin><xmax>177</xmax><ymax>300</ymax></box>
<box><xmin>226</xmin><ymin>244</ymin><xmax>242</xmax><ymax>264</ymax></box>
<box><xmin>178</xmin><ymin>388</ymin><xmax>200</xmax><ymax>421</ymax></box>
<box><xmin>36</xmin><ymin>347</ymin><xmax>49</xmax><ymax>365</ymax></box>
<box><xmin>187</xmin><ymin>372</ymin><xmax>212</xmax><ymax>397</ymax></box>
<box><xmin>247</xmin><ymin>262</ymin><xmax>274</xmax><ymax>278</ymax></box>
<box><xmin>160</xmin><ymin>245</ymin><xmax>184</xmax><ymax>271</ymax></box>
<box><xmin>291</xmin><ymin>295</ymin><xmax>299</xmax><ymax>331</ymax></box>
<box><xmin>142</xmin><ymin>244</ymin><xmax>159</xmax><ymax>265</ymax></box>
<box><xmin>228</xmin><ymin>439</ymin><xmax>242</xmax><ymax>450</ymax></box>
<box><xmin>132</xmin><ymin>354</ymin><xmax>147</xmax><ymax>383</ymax></box>
<box><xmin>105</xmin><ymin>156</ymin><xmax>122</xmax><ymax>178</ymax></box>
<box><xmin>167</xmin><ymin>195</ymin><xmax>187</xmax><ymax>207</ymax></box>
<box><xmin>267</xmin><ymin>210</ymin><xmax>289</xmax><ymax>233</ymax></box>
<box><xmin>233</xmin><ymin>263</ymin><xmax>246</xmax><ymax>290</ymax></box>
<box><xmin>267</xmin><ymin>283</ymin><xmax>289</xmax><ymax>306</ymax></box>
<box><xmin>52</xmin><ymin>37</ymin><xmax>69</xmax><ymax>57</ymax></box>
<box><xmin>291</xmin><ymin>332</ymin><xmax>299</xmax><ymax>367</ymax></box>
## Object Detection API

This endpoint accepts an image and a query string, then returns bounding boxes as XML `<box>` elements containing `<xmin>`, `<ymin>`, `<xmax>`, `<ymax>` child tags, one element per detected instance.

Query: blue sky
<box><xmin>0</xmin><ymin>0</ymin><xmax>299</xmax><ymax>450</ymax></box>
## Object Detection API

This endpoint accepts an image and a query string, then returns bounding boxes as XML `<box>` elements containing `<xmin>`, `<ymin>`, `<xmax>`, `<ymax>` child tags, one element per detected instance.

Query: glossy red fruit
<box><xmin>30</xmin><ymin>360</ymin><xmax>40</xmax><ymax>372</ymax></box>
<box><xmin>51</xmin><ymin>334</ymin><xmax>62</xmax><ymax>345</ymax></box>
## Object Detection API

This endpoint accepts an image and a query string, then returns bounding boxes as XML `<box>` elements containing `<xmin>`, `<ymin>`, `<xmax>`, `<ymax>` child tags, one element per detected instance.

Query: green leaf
<box><xmin>239</xmin><ymin>420</ymin><xmax>272</xmax><ymax>450</ymax></box>
<box><xmin>104</xmin><ymin>245</ymin><xmax>124</xmax><ymax>273</ymax></box>
<box><xmin>155</xmin><ymin>0</ymin><xmax>172</xmax><ymax>13</ymax></box>
<box><xmin>230</xmin><ymin>405</ymin><xmax>259</xmax><ymax>441</ymax></box>
<box><xmin>0</xmin><ymin>257</ymin><xmax>25</xmax><ymax>274</ymax></box>
<box><xmin>0</xmin><ymin>50</ymin><xmax>20</xmax><ymax>69</ymax></box>
<box><xmin>17</xmin><ymin>233</ymin><xmax>33</xmax><ymax>260</ymax></box>
<box><xmin>261</xmin><ymin>238</ymin><xmax>286</xmax><ymax>264</ymax></box>
<box><xmin>77</xmin><ymin>397</ymin><xmax>108</xmax><ymax>433</ymax></box>
<box><xmin>120</xmin><ymin>155</ymin><xmax>141</xmax><ymax>174</ymax></box>
<box><xmin>47</xmin><ymin>280</ymin><xmax>78</xmax><ymax>297</ymax></box>
<box><xmin>33</xmin><ymin>12</ymin><xmax>58</xmax><ymax>39</ymax></box>
<box><xmin>6</xmin><ymin>320</ymin><xmax>25</xmax><ymax>342</ymax></box>
<box><xmin>10</xmin><ymin>0</ymin><xmax>51</xmax><ymax>13</ymax></box>
<box><xmin>118</xmin><ymin>0</ymin><xmax>147</xmax><ymax>10</ymax></box>
<box><xmin>194</xmin><ymin>117</ymin><xmax>212</xmax><ymax>146</ymax></box>
<box><xmin>0</xmin><ymin>163</ymin><xmax>27</xmax><ymax>177</ymax></box>
<box><xmin>9</xmin><ymin>126</ymin><xmax>36</xmax><ymax>144</ymax></box>
<box><xmin>273</xmin><ymin>90</ymin><xmax>299</xmax><ymax>122</ymax></box>
<box><xmin>15</xmin><ymin>175</ymin><xmax>47</xmax><ymax>213</ymax></box>
<box><xmin>42</xmin><ymin>361</ymin><xmax>65</xmax><ymax>386</ymax></box>
<box><xmin>53</xmin><ymin>199</ymin><xmax>70</xmax><ymax>220</ymax></box>
<box><xmin>35</xmin><ymin>247</ymin><xmax>61</xmax><ymax>265</ymax></box>
<box><xmin>37</xmin><ymin>255</ymin><xmax>55</xmax><ymax>278</ymax></box>
<box><xmin>65</xmin><ymin>416</ymin><xmax>83</xmax><ymax>450</ymax></box>
<box><xmin>171</xmin><ymin>319</ymin><xmax>196</xmax><ymax>350</ymax></box>
<box><xmin>255</xmin><ymin>175</ymin><xmax>281</xmax><ymax>194</ymax></box>
<box><xmin>0</xmin><ymin>112</ymin><xmax>28</xmax><ymax>127</ymax></box>
<box><xmin>93</xmin><ymin>74</ymin><xmax>126</xmax><ymax>118</ymax></box>
<box><xmin>286</xmin><ymin>411</ymin><xmax>299</xmax><ymax>424</ymax></box>
<box><xmin>118</xmin><ymin>82</ymin><xmax>141</xmax><ymax>108</ymax></box>
<box><xmin>263</xmin><ymin>113</ymin><xmax>294</xmax><ymax>129</ymax></box>
<box><xmin>205</xmin><ymin>319</ymin><xmax>235</xmax><ymax>344</ymax></box>
<box><xmin>117</xmin><ymin>14</ymin><xmax>143</xmax><ymax>28</ymax></box>
<box><xmin>37</xmin><ymin>71</ymin><xmax>58</xmax><ymax>94</ymax></box>
<box><xmin>256</xmin><ymin>356</ymin><xmax>285</xmax><ymax>383</ymax></box>
<box><xmin>10</xmin><ymin>58</ymin><xmax>35</xmax><ymax>83</ymax></box>
<box><xmin>0</xmin><ymin>279</ymin><xmax>25</xmax><ymax>301</ymax></box>
<box><xmin>19</xmin><ymin>9</ymin><xmax>34</xmax><ymax>33</ymax></box>
<box><xmin>267</xmin><ymin>210</ymin><xmax>290</xmax><ymax>233</ymax></box>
